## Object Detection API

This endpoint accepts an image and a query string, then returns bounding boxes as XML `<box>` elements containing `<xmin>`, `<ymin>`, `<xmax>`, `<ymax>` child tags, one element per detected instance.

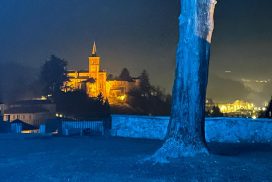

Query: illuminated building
<box><xmin>218</xmin><ymin>100</ymin><xmax>255</xmax><ymax>117</ymax></box>
<box><xmin>218</xmin><ymin>100</ymin><xmax>254</xmax><ymax>113</ymax></box>
<box><xmin>64</xmin><ymin>42</ymin><xmax>140</xmax><ymax>104</ymax></box>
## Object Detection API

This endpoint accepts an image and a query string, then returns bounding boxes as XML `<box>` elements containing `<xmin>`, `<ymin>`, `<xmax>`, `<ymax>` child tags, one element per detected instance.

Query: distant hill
<box><xmin>0</xmin><ymin>62</ymin><xmax>40</xmax><ymax>103</ymax></box>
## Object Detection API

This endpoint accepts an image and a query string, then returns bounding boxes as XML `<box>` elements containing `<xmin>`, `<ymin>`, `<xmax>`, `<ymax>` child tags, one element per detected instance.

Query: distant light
<box><xmin>119</xmin><ymin>95</ymin><xmax>127</xmax><ymax>101</ymax></box>
<box><xmin>56</xmin><ymin>113</ymin><xmax>59</xmax><ymax>117</ymax></box>
<box><xmin>262</xmin><ymin>107</ymin><xmax>266</xmax><ymax>111</ymax></box>
<box><xmin>252</xmin><ymin>115</ymin><xmax>257</xmax><ymax>120</ymax></box>
<box><xmin>41</xmin><ymin>96</ymin><xmax>47</xmax><ymax>100</ymax></box>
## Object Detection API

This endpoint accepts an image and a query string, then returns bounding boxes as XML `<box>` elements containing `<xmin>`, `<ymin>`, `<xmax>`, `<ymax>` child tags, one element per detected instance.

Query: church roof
<box><xmin>68</xmin><ymin>76</ymin><xmax>90</xmax><ymax>80</ymax></box>
<box><xmin>77</xmin><ymin>76</ymin><xmax>90</xmax><ymax>79</ymax></box>
<box><xmin>67</xmin><ymin>70</ymin><xmax>88</xmax><ymax>73</ymax></box>
<box><xmin>78</xmin><ymin>70</ymin><xmax>88</xmax><ymax>73</ymax></box>
<box><xmin>91</xmin><ymin>41</ymin><xmax>98</xmax><ymax>57</ymax></box>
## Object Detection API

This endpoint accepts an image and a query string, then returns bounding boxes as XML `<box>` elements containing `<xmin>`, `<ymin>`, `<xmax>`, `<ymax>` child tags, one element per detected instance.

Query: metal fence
<box><xmin>61</xmin><ymin>121</ymin><xmax>104</xmax><ymax>136</ymax></box>
<box><xmin>11</xmin><ymin>123</ymin><xmax>22</xmax><ymax>134</ymax></box>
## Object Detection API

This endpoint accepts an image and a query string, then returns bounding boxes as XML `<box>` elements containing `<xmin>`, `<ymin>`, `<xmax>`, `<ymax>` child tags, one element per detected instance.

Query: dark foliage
<box><xmin>40</xmin><ymin>55</ymin><xmax>68</xmax><ymax>96</ymax></box>
<box><xmin>107</xmin><ymin>73</ymin><xmax>115</xmax><ymax>81</ymax></box>
<box><xmin>103</xmin><ymin>99</ymin><xmax>112</xmax><ymax>130</ymax></box>
<box><xmin>54</xmin><ymin>91</ymin><xmax>110</xmax><ymax>120</ymax></box>
<box><xmin>119</xmin><ymin>68</ymin><xmax>132</xmax><ymax>81</ymax></box>
<box><xmin>126</xmin><ymin>70</ymin><xmax>171</xmax><ymax>116</ymax></box>
<box><xmin>260</xmin><ymin>97</ymin><xmax>272</xmax><ymax>118</ymax></box>
<box><xmin>139</xmin><ymin>70</ymin><xmax>152</xmax><ymax>97</ymax></box>
<box><xmin>206</xmin><ymin>106</ymin><xmax>224</xmax><ymax>117</ymax></box>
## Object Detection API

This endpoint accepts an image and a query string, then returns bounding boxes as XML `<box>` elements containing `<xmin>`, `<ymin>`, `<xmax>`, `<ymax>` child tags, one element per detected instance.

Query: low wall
<box><xmin>206</xmin><ymin>118</ymin><xmax>272</xmax><ymax>143</ymax></box>
<box><xmin>111</xmin><ymin>115</ymin><xmax>272</xmax><ymax>143</ymax></box>
<box><xmin>111</xmin><ymin>115</ymin><xmax>168</xmax><ymax>140</ymax></box>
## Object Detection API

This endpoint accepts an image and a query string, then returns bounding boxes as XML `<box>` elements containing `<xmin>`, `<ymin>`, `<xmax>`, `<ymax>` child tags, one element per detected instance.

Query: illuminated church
<box><xmin>65</xmin><ymin>42</ymin><xmax>140</xmax><ymax>104</ymax></box>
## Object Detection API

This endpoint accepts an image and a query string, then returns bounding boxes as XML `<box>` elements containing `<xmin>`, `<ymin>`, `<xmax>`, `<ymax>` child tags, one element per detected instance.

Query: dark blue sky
<box><xmin>1</xmin><ymin>0</ymin><xmax>272</xmax><ymax>105</ymax></box>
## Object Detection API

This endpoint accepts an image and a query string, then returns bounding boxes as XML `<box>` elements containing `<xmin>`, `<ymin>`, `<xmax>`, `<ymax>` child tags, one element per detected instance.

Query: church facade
<box><xmin>64</xmin><ymin>43</ymin><xmax>140</xmax><ymax>104</ymax></box>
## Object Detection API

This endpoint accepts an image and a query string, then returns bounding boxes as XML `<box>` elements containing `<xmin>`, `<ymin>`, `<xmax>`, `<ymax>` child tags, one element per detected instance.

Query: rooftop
<box><xmin>11</xmin><ymin>119</ymin><xmax>37</xmax><ymax>130</ymax></box>
<box><xmin>67</xmin><ymin>70</ymin><xmax>88</xmax><ymax>73</ymax></box>
<box><xmin>11</xmin><ymin>100</ymin><xmax>54</xmax><ymax>106</ymax></box>
<box><xmin>5</xmin><ymin>107</ymin><xmax>49</xmax><ymax>114</ymax></box>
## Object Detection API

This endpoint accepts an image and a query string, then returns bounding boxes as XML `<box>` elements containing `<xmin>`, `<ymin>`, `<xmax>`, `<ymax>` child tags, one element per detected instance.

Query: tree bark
<box><xmin>153</xmin><ymin>0</ymin><xmax>217</xmax><ymax>162</ymax></box>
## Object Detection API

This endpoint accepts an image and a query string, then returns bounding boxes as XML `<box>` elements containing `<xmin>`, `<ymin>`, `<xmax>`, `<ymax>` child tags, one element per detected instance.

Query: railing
<box><xmin>62</xmin><ymin>121</ymin><xmax>104</xmax><ymax>136</ymax></box>
<box><xmin>11</xmin><ymin>123</ymin><xmax>22</xmax><ymax>134</ymax></box>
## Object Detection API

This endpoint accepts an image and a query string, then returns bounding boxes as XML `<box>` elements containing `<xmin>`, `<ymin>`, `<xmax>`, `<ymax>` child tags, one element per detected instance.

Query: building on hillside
<box><xmin>0</xmin><ymin>102</ymin><xmax>6</xmax><ymax>115</ymax></box>
<box><xmin>3</xmin><ymin>100</ymin><xmax>56</xmax><ymax>127</ymax></box>
<box><xmin>218</xmin><ymin>100</ymin><xmax>255</xmax><ymax>117</ymax></box>
<box><xmin>64</xmin><ymin>42</ymin><xmax>140</xmax><ymax>104</ymax></box>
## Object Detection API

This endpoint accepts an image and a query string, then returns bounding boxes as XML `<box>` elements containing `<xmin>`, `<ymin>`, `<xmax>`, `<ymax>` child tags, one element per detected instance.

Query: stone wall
<box><xmin>111</xmin><ymin>115</ymin><xmax>272</xmax><ymax>143</ymax></box>
<box><xmin>111</xmin><ymin>115</ymin><xmax>168</xmax><ymax>140</ymax></box>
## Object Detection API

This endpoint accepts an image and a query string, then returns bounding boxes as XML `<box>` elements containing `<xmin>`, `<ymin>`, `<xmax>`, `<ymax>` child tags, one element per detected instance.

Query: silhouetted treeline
<box><xmin>107</xmin><ymin>68</ymin><xmax>133</xmax><ymax>81</ymax></box>
<box><xmin>259</xmin><ymin>97</ymin><xmax>272</xmax><ymax>118</ymax></box>
<box><xmin>123</xmin><ymin>70</ymin><xmax>171</xmax><ymax>116</ymax></box>
<box><xmin>40</xmin><ymin>55</ymin><xmax>68</xmax><ymax>96</ymax></box>
<box><xmin>205</xmin><ymin>106</ymin><xmax>224</xmax><ymax>117</ymax></box>
<box><xmin>54</xmin><ymin>91</ymin><xmax>110</xmax><ymax>120</ymax></box>
<box><xmin>106</xmin><ymin>68</ymin><xmax>172</xmax><ymax>116</ymax></box>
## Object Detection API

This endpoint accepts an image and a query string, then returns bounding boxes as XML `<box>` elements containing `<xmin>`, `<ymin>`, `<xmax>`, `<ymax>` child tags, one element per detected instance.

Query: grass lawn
<box><xmin>0</xmin><ymin>134</ymin><xmax>271</xmax><ymax>181</ymax></box>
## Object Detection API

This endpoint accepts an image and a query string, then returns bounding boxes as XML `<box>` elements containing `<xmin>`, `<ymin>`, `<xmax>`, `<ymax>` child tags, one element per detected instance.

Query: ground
<box><xmin>0</xmin><ymin>134</ymin><xmax>272</xmax><ymax>181</ymax></box>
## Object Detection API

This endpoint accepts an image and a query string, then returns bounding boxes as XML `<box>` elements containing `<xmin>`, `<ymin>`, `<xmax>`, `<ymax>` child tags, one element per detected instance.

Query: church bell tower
<box><xmin>89</xmin><ymin>42</ymin><xmax>100</xmax><ymax>80</ymax></box>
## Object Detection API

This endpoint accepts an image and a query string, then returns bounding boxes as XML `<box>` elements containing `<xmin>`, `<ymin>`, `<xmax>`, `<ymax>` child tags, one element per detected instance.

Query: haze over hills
<box><xmin>1</xmin><ymin>60</ymin><xmax>271</xmax><ymax>107</ymax></box>
<box><xmin>0</xmin><ymin>62</ymin><xmax>39</xmax><ymax>103</ymax></box>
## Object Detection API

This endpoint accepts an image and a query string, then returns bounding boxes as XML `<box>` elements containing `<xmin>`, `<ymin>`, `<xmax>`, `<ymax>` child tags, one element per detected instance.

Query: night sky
<box><xmin>1</xmin><ymin>0</ymin><xmax>272</xmax><ymax>105</ymax></box>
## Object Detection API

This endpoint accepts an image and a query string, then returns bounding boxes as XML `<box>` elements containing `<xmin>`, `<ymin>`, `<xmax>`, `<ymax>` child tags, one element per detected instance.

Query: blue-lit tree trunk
<box><xmin>154</xmin><ymin>0</ymin><xmax>217</xmax><ymax>161</ymax></box>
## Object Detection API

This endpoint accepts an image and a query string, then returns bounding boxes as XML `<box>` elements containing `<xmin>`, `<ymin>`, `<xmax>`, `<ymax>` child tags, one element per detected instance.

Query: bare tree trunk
<box><xmin>153</xmin><ymin>0</ymin><xmax>217</xmax><ymax>162</ymax></box>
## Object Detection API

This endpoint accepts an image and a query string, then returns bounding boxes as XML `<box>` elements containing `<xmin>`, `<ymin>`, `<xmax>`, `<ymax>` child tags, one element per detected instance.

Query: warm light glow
<box><xmin>41</xmin><ymin>96</ymin><xmax>47</xmax><ymax>100</ymax></box>
<box><xmin>63</xmin><ymin>44</ymin><xmax>139</xmax><ymax>105</ymax></box>
<box><xmin>218</xmin><ymin>100</ymin><xmax>255</xmax><ymax>114</ymax></box>
<box><xmin>118</xmin><ymin>95</ymin><xmax>127</xmax><ymax>101</ymax></box>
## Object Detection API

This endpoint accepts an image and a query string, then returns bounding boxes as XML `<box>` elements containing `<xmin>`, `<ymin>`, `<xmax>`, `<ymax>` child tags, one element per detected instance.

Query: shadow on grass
<box><xmin>207</xmin><ymin>142</ymin><xmax>272</xmax><ymax>156</ymax></box>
